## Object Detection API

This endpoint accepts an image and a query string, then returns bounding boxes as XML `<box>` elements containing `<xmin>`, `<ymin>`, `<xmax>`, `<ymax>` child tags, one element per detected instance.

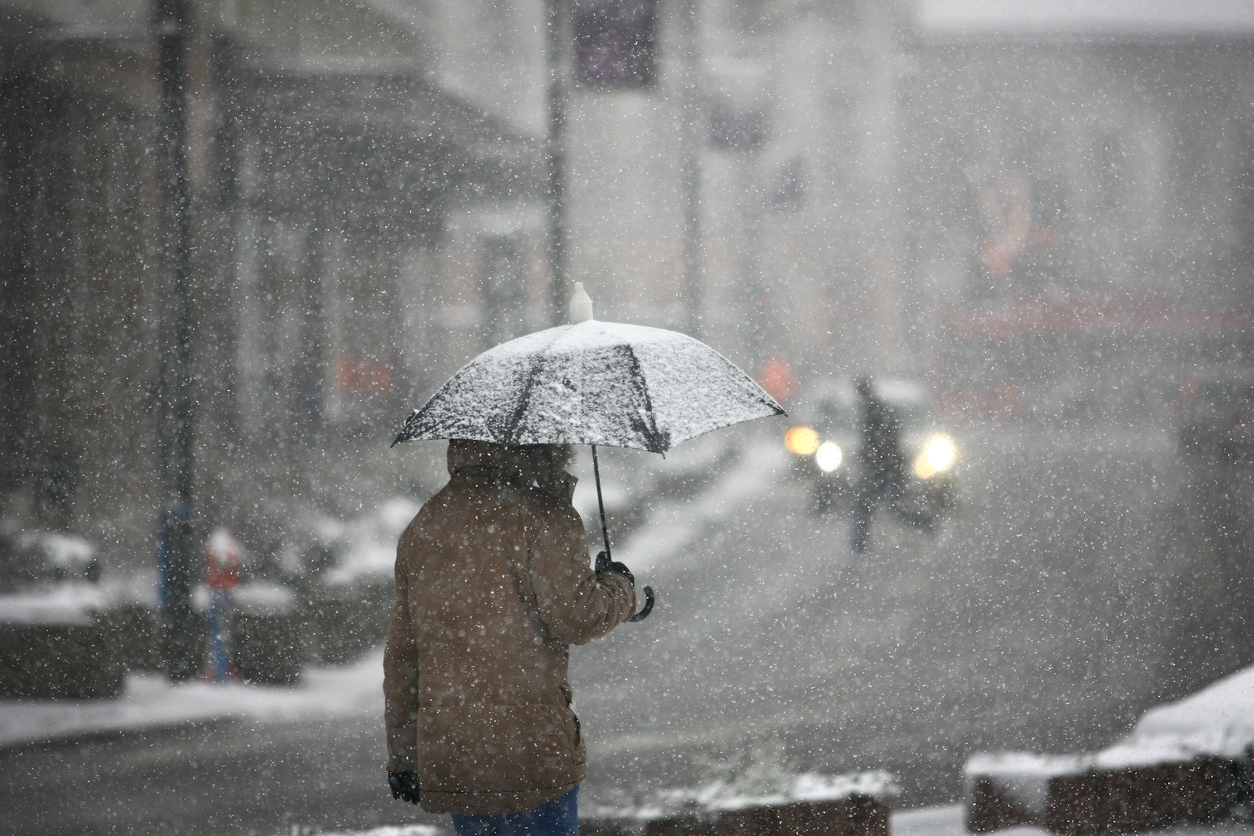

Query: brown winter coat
<box><xmin>384</xmin><ymin>440</ymin><xmax>636</xmax><ymax>816</ymax></box>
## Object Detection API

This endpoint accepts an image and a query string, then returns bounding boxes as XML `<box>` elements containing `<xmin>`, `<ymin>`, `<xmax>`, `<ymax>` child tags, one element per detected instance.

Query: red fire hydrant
<box><xmin>204</xmin><ymin>528</ymin><xmax>242</xmax><ymax>681</ymax></box>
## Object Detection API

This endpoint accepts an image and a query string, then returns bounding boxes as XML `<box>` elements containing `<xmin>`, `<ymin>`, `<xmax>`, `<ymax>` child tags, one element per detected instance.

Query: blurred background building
<box><xmin>2</xmin><ymin>0</ymin><xmax>1254</xmax><ymax>599</ymax></box>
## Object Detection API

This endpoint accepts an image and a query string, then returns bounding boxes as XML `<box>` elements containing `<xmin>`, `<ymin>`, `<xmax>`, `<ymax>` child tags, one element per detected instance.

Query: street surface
<box><xmin>2</xmin><ymin>421</ymin><xmax>1250</xmax><ymax>835</ymax></box>
<box><xmin>575</xmin><ymin>423</ymin><xmax>1245</xmax><ymax>807</ymax></box>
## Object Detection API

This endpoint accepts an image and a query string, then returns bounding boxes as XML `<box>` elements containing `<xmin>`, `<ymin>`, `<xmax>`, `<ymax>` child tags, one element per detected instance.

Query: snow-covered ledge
<box><xmin>966</xmin><ymin>663</ymin><xmax>1254</xmax><ymax>834</ymax></box>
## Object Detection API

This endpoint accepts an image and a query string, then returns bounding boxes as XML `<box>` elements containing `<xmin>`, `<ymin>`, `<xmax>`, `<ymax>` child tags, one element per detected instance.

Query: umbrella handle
<box><xmin>591</xmin><ymin>445</ymin><xmax>654</xmax><ymax>624</ymax></box>
<box><xmin>628</xmin><ymin>585</ymin><xmax>654</xmax><ymax>622</ymax></box>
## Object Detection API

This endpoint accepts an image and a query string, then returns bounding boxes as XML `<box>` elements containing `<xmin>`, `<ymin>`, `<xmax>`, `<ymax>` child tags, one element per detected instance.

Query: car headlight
<box><xmin>815</xmin><ymin>442</ymin><xmax>843</xmax><ymax>473</ymax></box>
<box><xmin>785</xmin><ymin>426</ymin><xmax>820</xmax><ymax>456</ymax></box>
<box><xmin>914</xmin><ymin>435</ymin><xmax>956</xmax><ymax>480</ymax></box>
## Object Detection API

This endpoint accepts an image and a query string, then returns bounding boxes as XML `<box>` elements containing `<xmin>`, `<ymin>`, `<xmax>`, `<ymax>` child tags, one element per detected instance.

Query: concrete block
<box><xmin>717</xmin><ymin>796</ymin><xmax>890</xmax><ymax>836</ymax></box>
<box><xmin>231</xmin><ymin>612</ymin><xmax>302</xmax><ymax>686</ymax></box>
<box><xmin>1045</xmin><ymin>758</ymin><xmax>1238</xmax><ymax>836</ymax></box>
<box><xmin>0</xmin><ymin>622</ymin><xmax>124</xmax><ymax>698</ymax></box>
<box><xmin>966</xmin><ymin>776</ymin><xmax>1040</xmax><ymax>833</ymax></box>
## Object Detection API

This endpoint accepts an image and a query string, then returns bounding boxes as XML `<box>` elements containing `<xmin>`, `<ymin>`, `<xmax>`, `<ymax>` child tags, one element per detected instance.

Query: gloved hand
<box><xmin>388</xmin><ymin>771</ymin><xmax>421</xmax><ymax>804</ymax></box>
<box><xmin>595</xmin><ymin>551</ymin><xmax>634</xmax><ymax>585</ymax></box>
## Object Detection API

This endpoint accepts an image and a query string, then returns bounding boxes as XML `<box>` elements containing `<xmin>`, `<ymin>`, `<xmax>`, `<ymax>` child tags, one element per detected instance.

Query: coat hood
<box><xmin>447</xmin><ymin>439</ymin><xmax>537</xmax><ymax>478</ymax></box>
<box><xmin>446</xmin><ymin>440</ymin><xmax>578</xmax><ymax>505</ymax></box>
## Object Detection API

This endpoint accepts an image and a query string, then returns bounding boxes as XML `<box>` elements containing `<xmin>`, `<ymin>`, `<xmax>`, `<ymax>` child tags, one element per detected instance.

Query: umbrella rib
<box><xmin>622</xmin><ymin>344</ymin><xmax>667</xmax><ymax>453</ymax></box>
<box><xmin>503</xmin><ymin>350</ymin><xmax>545</xmax><ymax>445</ymax></box>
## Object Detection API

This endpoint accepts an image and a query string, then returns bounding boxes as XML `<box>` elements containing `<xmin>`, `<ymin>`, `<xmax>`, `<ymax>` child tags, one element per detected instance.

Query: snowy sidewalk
<box><xmin>0</xmin><ymin>648</ymin><xmax>385</xmax><ymax>749</ymax></box>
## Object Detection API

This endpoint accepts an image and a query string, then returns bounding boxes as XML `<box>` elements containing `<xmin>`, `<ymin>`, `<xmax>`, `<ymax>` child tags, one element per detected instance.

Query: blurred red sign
<box><xmin>336</xmin><ymin>357</ymin><xmax>394</xmax><ymax>396</ymax></box>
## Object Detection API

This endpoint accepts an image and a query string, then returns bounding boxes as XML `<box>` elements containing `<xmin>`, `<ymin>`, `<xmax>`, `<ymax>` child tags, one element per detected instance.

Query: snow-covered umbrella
<box><xmin>392</xmin><ymin>284</ymin><xmax>786</xmax><ymax>620</ymax></box>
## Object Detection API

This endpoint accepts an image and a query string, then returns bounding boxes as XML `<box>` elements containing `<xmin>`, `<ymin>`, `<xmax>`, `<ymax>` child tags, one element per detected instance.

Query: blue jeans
<box><xmin>450</xmin><ymin>787</ymin><xmax>579</xmax><ymax>836</ymax></box>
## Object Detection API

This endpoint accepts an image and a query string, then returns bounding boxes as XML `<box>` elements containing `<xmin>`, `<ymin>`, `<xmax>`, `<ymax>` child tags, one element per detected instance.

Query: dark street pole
<box><xmin>679</xmin><ymin>0</ymin><xmax>702</xmax><ymax>338</ymax></box>
<box><xmin>547</xmin><ymin>0</ymin><xmax>568</xmax><ymax>325</ymax></box>
<box><xmin>154</xmin><ymin>0</ymin><xmax>199</xmax><ymax>681</ymax></box>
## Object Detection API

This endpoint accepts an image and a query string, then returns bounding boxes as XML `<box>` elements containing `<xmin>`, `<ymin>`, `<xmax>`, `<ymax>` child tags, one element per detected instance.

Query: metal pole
<box><xmin>154</xmin><ymin>0</ymin><xmax>199</xmax><ymax>681</ymax></box>
<box><xmin>547</xmin><ymin>0</ymin><xmax>569</xmax><ymax>326</ymax></box>
<box><xmin>679</xmin><ymin>0</ymin><xmax>703</xmax><ymax>338</ymax></box>
<box><xmin>591</xmin><ymin>444</ymin><xmax>612</xmax><ymax>559</ymax></box>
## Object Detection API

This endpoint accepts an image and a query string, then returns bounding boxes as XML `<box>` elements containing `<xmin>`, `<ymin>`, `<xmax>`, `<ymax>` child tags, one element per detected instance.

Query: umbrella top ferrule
<box><xmin>570</xmin><ymin>282</ymin><xmax>594</xmax><ymax>324</ymax></box>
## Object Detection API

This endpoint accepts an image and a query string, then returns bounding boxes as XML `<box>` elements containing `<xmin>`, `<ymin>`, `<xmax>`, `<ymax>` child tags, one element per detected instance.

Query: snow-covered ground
<box><xmin>0</xmin><ymin>649</ymin><xmax>385</xmax><ymax>749</ymax></box>
<box><xmin>5</xmin><ymin>431</ymin><xmax>1254</xmax><ymax>836</ymax></box>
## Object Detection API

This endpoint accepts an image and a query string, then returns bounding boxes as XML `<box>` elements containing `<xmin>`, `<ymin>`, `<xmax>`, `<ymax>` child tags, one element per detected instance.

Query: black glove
<box><xmin>595</xmin><ymin>551</ymin><xmax>634</xmax><ymax>585</ymax></box>
<box><xmin>389</xmin><ymin>771</ymin><xmax>421</xmax><ymax>804</ymax></box>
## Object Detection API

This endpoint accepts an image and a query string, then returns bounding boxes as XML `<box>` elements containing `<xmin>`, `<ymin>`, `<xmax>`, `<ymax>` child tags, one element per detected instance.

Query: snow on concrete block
<box><xmin>585</xmin><ymin>772</ymin><xmax>896</xmax><ymax>836</ymax></box>
<box><xmin>1127</xmin><ymin>664</ymin><xmax>1254</xmax><ymax>760</ymax></box>
<box><xmin>0</xmin><ymin>582</ymin><xmax>126</xmax><ymax>699</ymax></box>
<box><xmin>0</xmin><ymin>583</ymin><xmax>113</xmax><ymax>627</ymax></box>
<box><xmin>968</xmin><ymin>662</ymin><xmax>1254</xmax><ymax>835</ymax></box>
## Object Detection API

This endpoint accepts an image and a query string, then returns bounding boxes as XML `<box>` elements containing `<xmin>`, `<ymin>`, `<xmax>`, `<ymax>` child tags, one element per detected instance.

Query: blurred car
<box><xmin>1178</xmin><ymin>374</ymin><xmax>1254</xmax><ymax>464</ymax></box>
<box><xmin>783</xmin><ymin>378</ymin><xmax>959</xmax><ymax>516</ymax></box>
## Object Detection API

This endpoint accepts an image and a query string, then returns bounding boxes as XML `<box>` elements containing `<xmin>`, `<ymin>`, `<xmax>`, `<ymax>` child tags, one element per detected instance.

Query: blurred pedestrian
<box><xmin>851</xmin><ymin>375</ymin><xmax>935</xmax><ymax>553</ymax></box>
<box><xmin>384</xmin><ymin>439</ymin><xmax>637</xmax><ymax>836</ymax></box>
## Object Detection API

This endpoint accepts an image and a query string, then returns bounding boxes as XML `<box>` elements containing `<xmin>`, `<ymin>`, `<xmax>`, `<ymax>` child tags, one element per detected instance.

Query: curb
<box><xmin>584</xmin><ymin>795</ymin><xmax>892</xmax><ymax>836</ymax></box>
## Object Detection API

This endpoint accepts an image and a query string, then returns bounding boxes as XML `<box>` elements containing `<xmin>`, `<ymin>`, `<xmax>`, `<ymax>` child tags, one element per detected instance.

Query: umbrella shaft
<box><xmin>591</xmin><ymin>444</ymin><xmax>612</xmax><ymax>561</ymax></box>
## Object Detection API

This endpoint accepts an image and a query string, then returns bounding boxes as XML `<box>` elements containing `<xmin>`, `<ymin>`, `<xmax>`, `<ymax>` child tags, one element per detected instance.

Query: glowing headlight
<box><xmin>785</xmin><ymin>426</ymin><xmax>820</xmax><ymax>456</ymax></box>
<box><xmin>914</xmin><ymin>435</ymin><xmax>956</xmax><ymax>479</ymax></box>
<box><xmin>815</xmin><ymin>442</ymin><xmax>843</xmax><ymax>473</ymax></box>
<box><xmin>927</xmin><ymin>436</ymin><xmax>956</xmax><ymax>471</ymax></box>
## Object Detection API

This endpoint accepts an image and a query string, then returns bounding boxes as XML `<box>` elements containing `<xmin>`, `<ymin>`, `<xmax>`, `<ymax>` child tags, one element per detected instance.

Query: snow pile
<box><xmin>231</xmin><ymin>581</ymin><xmax>298</xmax><ymax>616</ymax></box>
<box><xmin>1085</xmin><ymin>662</ymin><xmax>1254</xmax><ymax>766</ymax></box>
<box><xmin>36</xmin><ymin>532</ymin><xmax>96</xmax><ymax>572</ymax></box>
<box><xmin>0</xmin><ymin>582</ymin><xmax>114</xmax><ymax>626</ymax></box>
<box><xmin>1127</xmin><ymin>665</ymin><xmax>1254</xmax><ymax>761</ymax></box>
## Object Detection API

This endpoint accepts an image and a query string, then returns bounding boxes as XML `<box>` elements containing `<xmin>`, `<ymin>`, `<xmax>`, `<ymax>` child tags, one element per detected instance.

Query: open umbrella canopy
<box><xmin>393</xmin><ymin>320</ymin><xmax>785</xmax><ymax>453</ymax></box>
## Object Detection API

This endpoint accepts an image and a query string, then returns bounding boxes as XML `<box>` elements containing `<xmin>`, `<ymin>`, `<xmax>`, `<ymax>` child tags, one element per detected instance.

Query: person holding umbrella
<box><xmin>386</xmin><ymin>284</ymin><xmax>784</xmax><ymax>833</ymax></box>
<box><xmin>383</xmin><ymin>437</ymin><xmax>637</xmax><ymax>835</ymax></box>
